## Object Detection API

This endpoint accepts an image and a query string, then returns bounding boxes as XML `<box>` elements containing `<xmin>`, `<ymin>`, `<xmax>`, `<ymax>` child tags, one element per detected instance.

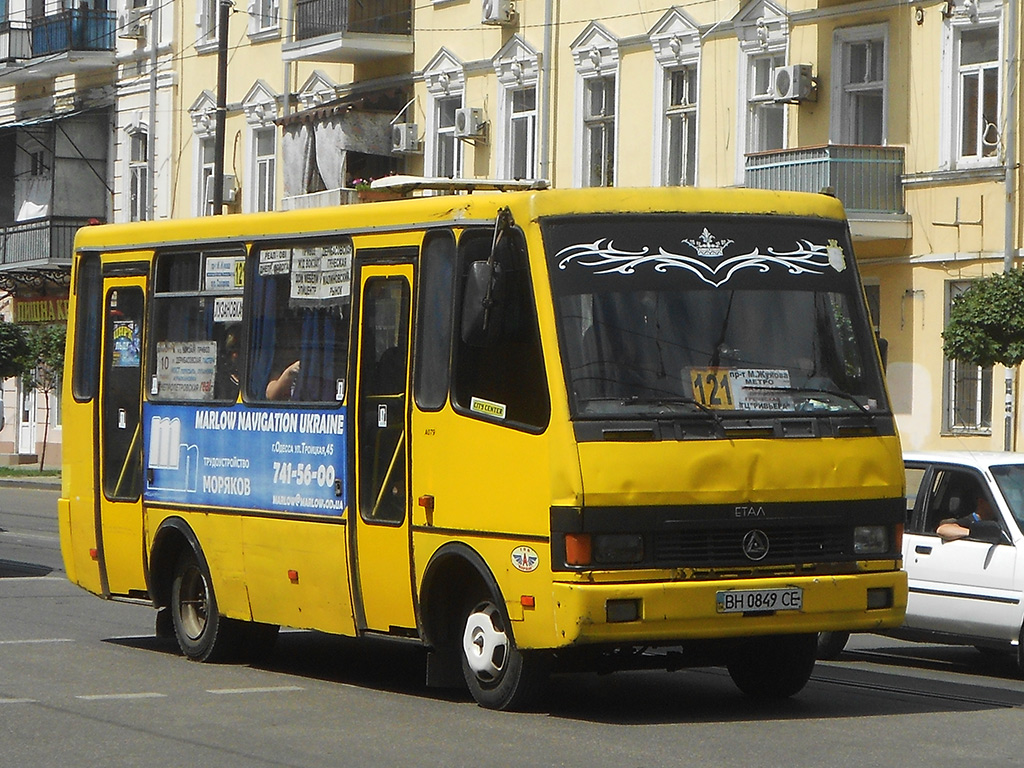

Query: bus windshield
<box><xmin>543</xmin><ymin>213</ymin><xmax>887</xmax><ymax>420</ymax></box>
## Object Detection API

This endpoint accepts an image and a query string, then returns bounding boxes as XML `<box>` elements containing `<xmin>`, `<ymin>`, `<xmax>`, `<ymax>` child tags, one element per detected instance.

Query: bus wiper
<box><xmin>743</xmin><ymin>386</ymin><xmax>871</xmax><ymax>414</ymax></box>
<box><xmin>620</xmin><ymin>395</ymin><xmax>725</xmax><ymax>428</ymax></box>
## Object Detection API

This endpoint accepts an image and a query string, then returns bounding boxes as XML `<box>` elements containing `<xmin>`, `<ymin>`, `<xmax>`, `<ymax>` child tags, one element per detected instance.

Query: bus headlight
<box><xmin>853</xmin><ymin>525</ymin><xmax>889</xmax><ymax>555</ymax></box>
<box><xmin>593</xmin><ymin>534</ymin><xmax>644</xmax><ymax>565</ymax></box>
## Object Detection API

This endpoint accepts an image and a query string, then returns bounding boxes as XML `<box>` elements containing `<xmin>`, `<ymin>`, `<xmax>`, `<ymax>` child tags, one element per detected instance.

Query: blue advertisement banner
<box><xmin>143</xmin><ymin>402</ymin><xmax>348</xmax><ymax>516</ymax></box>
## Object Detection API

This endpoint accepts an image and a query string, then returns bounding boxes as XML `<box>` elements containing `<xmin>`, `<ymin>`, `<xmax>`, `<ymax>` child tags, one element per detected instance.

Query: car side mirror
<box><xmin>969</xmin><ymin>519</ymin><xmax>1009</xmax><ymax>545</ymax></box>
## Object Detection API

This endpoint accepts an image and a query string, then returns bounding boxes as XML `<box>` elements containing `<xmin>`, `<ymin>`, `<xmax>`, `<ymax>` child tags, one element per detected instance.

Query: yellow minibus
<box><xmin>59</xmin><ymin>181</ymin><xmax>906</xmax><ymax>709</ymax></box>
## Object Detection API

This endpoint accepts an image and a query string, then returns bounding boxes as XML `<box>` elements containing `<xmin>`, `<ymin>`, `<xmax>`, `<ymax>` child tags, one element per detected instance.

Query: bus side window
<box><xmin>150</xmin><ymin>251</ymin><xmax>244</xmax><ymax>403</ymax></box>
<box><xmin>247</xmin><ymin>241</ymin><xmax>351</xmax><ymax>404</ymax></box>
<box><xmin>453</xmin><ymin>228</ymin><xmax>550</xmax><ymax>430</ymax></box>
<box><xmin>414</xmin><ymin>230</ymin><xmax>456</xmax><ymax>411</ymax></box>
<box><xmin>72</xmin><ymin>253</ymin><xmax>102</xmax><ymax>401</ymax></box>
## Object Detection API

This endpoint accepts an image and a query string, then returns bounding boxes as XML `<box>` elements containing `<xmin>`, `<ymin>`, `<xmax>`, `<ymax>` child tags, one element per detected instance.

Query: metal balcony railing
<box><xmin>745</xmin><ymin>144</ymin><xmax>905</xmax><ymax>215</ymax></box>
<box><xmin>31</xmin><ymin>9</ymin><xmax>115</xmax><ymax>56</ymax></box>
<box><xmin>0</xmin><ymin>217</ymin><xmax>92</xmax><ymax>267</ymax></box>
<box><xmin>294</xmin><ymin>0</ymin><xmax>411</xmax><ymax>40</ymax></box>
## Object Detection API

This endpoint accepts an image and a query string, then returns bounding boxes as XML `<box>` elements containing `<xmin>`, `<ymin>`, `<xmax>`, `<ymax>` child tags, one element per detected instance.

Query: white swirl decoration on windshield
<box><xmin>556</xmin><ymin>228</ymin><xmax>847</xmax><ymax>288</ymax></box>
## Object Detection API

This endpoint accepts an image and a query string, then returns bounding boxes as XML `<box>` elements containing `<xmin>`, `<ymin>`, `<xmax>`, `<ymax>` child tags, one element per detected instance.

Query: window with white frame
<box><xmin>434</xmin><ymin>95</ymin><xmax>462</xmax><ymax>178</ymax></box>
<box><xmin>664</xmin><ymin>66</ymin><xmax>697</xmax><ymax>186</ymax></box>
<box><xmin>945</xmin><ymin>281</ymin><xmax>992</xmax><ymax>432</ymax></box>
<box><xmin>747</xmin><ymin>54</ymin><xmax>785</xmax><ymax>153</ymax></box>
<box><xmin>198</xmin><ymin>0</ymin><xmax>219</xmax><ymax>46</ymax></box>
<box><xmin>252</xmin><ymin>126</ymin><xmax>276</xmax><ymax>212</ymax></box>
<box><xmin>198</xmin><ymin>136</ymin><xmax>216</xmax><ymax>215</ymax></box>
<box><xmin>493</xmin><ymin>38</ymin><xmax>541</xmax><ymax>180</ymax></box>
<box><xmin>583</xmin><ymin>75</ymin><xmax>616</xmax><ymax>187</ymax></box>
<box><xmin>128</xmin><ymin>129</ymin><xmax>149</xmax><ymax>222</ymax></box>
<box><xmin>507</xmin><ymin>87</ymin><xmax>537</xmax><ymax>180</ymax></box>
<box><xmin>834</xmin><ymin>27</ymin><xmax>886</xmax><ymax>145</ymax></box>
<box><xmin>957</xmin><ymin>25</ymin><xmax>1000</xmax><ymax>163</ymax></box>
<box><xmin>249</xmin><ymin>0</ymin><xmax>278</xmax><ymax>34</ymax></box>
<box><xmin>571</xmin><ymin>23</ymin><xmax>620</xmax><ymax>188</ymax></box>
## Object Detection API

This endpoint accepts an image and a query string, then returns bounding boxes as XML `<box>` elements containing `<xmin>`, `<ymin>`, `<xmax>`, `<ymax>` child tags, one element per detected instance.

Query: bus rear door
<box><xmin>352</xmin><ymin>261</ymin><xmax>416</xmax><ymax>633</ymax></box>
<box><xmin>98</xmin><ymin>269</ymin><xmax>147</xmax><ymax>596</ymax></box>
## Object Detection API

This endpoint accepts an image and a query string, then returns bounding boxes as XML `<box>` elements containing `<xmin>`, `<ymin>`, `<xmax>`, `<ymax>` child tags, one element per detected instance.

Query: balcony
<box><xmin>745</xmin><ymin>144</ymin><xmax>911</xmax><ymax>241</ymax></box>
<box><xmin>0</xmin><ymin>216</ymin><xmax>91</xmax><ymax>270</ymax></box>
<box><xmin>283</xmin><ymin>0</ymin><xmax>413</xmax><ymax>63</ymax></box>
<box><xmin>0</xmin><ymin>11</ymin><xmax>116</xmax><ymax>84</ymax></box>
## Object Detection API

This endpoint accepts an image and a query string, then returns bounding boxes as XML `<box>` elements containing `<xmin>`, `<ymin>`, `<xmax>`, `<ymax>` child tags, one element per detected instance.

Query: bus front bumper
<box><xmin>549</xmin><ymin>570</ymin><xmax>907</xmax><ymax>647</ymax></box>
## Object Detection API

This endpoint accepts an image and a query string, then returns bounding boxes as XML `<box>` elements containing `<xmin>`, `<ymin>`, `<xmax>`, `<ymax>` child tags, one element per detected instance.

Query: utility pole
<box><xmin>212</xmin><ymin>0</ymin><xmax>231</xmax><ymax>215</ymax></box>
<box><xmin>1003</xmin><ymin>0</ymin><xmax>1019</xmax><ymax>450</ymax></box>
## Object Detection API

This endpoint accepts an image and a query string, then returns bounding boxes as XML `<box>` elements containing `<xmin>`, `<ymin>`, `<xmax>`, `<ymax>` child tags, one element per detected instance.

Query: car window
<box><xmin>991</xmin><ymin>464</ymin><xmax>1024</xmax><ymax>530</ymax></box>
<box><xmin>904</xmin><ymin>466</ymin><xmax>926</xmax><ymax>529</ymax></box>
<box><xmin>921</xmin><ymin>468</ymin><xmax>988</xmax><ymax>535</ymax></box>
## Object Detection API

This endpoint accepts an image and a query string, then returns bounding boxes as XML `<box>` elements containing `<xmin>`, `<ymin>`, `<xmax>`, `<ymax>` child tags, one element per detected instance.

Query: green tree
<box><xmin>0</xmin><ymin>319</ymin><xmax>30</xmax><ymax>380</ymax></box>
<box><xmin>21</xmin><ymin>324</ymin><xmax>66</xmax><ymax>471</ymax></box>
<box><xmin>942</xmin><ymin>269</ymin><xmax>1024</xmax><ymax>367</ymax></box>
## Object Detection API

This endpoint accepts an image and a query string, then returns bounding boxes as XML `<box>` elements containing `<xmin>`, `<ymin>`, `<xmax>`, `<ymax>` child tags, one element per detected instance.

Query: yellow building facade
<box><xmin>0</xmin><ymin>0</ymin><xmax>1018</xmax><ymax>463</ymax></box>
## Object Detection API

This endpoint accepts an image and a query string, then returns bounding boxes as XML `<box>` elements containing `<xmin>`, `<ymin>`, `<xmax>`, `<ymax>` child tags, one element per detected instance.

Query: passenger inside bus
<box><xmin>266</xmin><ymin>360</ymin><xmax>300</xmax><ymax>400</ymax></box>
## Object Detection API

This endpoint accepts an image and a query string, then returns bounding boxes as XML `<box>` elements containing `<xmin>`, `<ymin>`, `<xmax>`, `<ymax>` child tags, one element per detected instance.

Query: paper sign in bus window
<box><xmin>112</xmin><ymin>320</ymin><xmax>140</xmax><ymax>368</ymax></box>
<box><xmin>690</xmin><ymin>367</ymin><xmax>794</xmax><ymax>411</ymax></box>
<box><xmin>205</xmin><ymin>255</ymin><xmax>245</xmax><ymax>291</ymax></box>
<box><xmin>155</xmin><ymin>341</ymin><xmax>217</xmax><ymax>401</ymax></box>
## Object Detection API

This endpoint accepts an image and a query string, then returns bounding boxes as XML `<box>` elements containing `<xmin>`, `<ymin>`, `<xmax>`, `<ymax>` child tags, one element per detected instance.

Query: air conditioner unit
<box><xmin>454</xmin><ymin>107</ymin><xmax>486</xmax><ymax>140</ymax></box>
<box><xmin>205</xmin><ymin>174</ymin><xmax>237</xmax><ymax>205</ymax></box>
<box><xmin>391</xmin><ymin>123</ymin><xmax>419</xmax><ymax>153</ymax></box>
<box><xmin>773</xmin><ymin>64</ymin><xmax>815</xmax><ymax>103</ymax></box>
<box><xmin>117</xmin><ymin>6</ymin><xmax>146</xmax><ymax>40</ymax></box>
<box><xmin>482</xmin><ymin>0</ymin><xmax>515</xmax><ymax>26</ymax></box>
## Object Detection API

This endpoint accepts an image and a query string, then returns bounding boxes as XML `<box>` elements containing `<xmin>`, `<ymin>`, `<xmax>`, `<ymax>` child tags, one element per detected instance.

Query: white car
<box><xmin>818</xmin><ymin>450</ymin><xmax>1024</xmax><ymax>671</ymax></box>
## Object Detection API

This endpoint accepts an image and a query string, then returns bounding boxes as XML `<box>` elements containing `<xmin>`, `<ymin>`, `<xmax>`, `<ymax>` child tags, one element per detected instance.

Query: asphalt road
<box><xmin>2</xmin><ymin>485</ymin><xmax>1024</xmax><ymax>767</ymax></box>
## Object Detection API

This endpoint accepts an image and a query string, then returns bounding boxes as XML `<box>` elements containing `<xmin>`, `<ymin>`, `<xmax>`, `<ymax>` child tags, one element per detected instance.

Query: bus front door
<box><xmin>352</xmin><ymin>263</ymin><xmax>417</xmax><ymax>633</ymax></box>
<box><xmin>98</xmin><ymin>275</ymin><xmax>147</xmax><ymax>596</ymax></box>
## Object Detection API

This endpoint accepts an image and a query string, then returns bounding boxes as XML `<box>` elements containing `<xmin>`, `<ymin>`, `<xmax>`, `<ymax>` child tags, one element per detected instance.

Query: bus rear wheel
<box><xmin>460</xmin><ymin>599</ymin><xmax>548</xmax><ymax>710</ymax></box>
<box><xmin>170</xmin><ymin>549</ymin><xmax>241</xmax><ymax>662</ymax></box>
<box><xmin>727</xmin><ymin>633</ymin><xmax>817</xmax><ymax>699</ymax></box>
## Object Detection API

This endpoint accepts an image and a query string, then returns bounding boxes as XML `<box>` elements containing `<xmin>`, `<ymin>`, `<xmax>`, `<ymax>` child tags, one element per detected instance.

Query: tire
<box><xmin>816</xmin><ymin>631</ymin><xmax>851</xmax><ymax>660</ymax></box>
<box><xmin>169</xmin><ymin>549</ymin><xmax>241</xmax><ymax>662</ymax></box>
<box><xmin>460</xmin><ymin>599</ymin><xmax>549</xmax><ymax>710</ymax></box>
<box><xmin>1016</xmin><ymin>626</ymin><xmax>1024</xmax><ymax>678</ymax></box>
<box><xmin>727</xmin><ymin>634</ymin><xmax>818</xmax><ymax>699</ymax></box>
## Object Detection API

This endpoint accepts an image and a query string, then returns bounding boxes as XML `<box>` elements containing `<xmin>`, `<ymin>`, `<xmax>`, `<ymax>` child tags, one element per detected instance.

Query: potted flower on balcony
<box><xmin>352</xmin><ymin>177</ymin><xmax>402</xmax><ymax>203</ymax></box>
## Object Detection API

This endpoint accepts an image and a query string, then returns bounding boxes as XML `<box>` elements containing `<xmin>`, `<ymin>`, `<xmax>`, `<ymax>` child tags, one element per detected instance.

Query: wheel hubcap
<box><xmin>462</xmin><ymin>603</ymin><xmax>508</xmax><ymax>683</ymax></box>
<box><xmin>178</xmin><ymin>563</ymin><xmax>210</xmax><ymax>641</ymax></box>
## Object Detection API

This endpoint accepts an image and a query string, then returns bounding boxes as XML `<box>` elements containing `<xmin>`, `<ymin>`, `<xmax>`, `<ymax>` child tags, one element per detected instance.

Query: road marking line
<box><xmin>75</xmin><ymin>692</ymin><xmax>167</xmax><ymax>701</ymax></box>
<box><xmin>0</xmin><ymin>698</ymin><xmax>37</xmax><ymax>705</ymax></box>
<box><xmin>0</xmin><ymin>638</ymin><xmax>73</xmax><ymax>645</ymax></box>
<box><xmin>206</xmin><ymin>686</ymin><xmax>304</xmax><ymax>695</ymax></box>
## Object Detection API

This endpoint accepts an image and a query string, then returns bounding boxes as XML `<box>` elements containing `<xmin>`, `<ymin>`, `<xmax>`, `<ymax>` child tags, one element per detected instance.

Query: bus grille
<box><xmin>652</xmin><ymin>525</ymin><xmax>847</xmax><ymax>566</ymax></box>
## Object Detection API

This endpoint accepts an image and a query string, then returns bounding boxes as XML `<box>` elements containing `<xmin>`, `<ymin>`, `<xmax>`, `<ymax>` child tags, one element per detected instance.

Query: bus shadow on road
<box><xmin>0</xmin><ymin>559</ymin><xmax>52</xmax><ymax>578</ymax></box>
<box><xmin>110</xmin><ymin>627</ymin><xmax>1024</xmax><ymax>723</ymax></box>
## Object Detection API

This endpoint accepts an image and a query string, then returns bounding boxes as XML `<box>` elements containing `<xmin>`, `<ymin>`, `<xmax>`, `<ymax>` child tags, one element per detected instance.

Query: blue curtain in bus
<box><xmin>293</xmin><ymin>310</ymin><xmax>338</xmax><ymax>402</ymax></box>
<box><xmin>248</xmin><ymin>274</ymin><xmax>278</xmax><ymax>397</ymax></box>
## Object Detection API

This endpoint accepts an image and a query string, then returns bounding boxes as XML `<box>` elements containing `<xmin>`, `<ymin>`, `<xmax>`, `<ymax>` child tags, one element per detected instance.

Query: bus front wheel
<box><xmin>170</xmin><ymin>549</ymin><xmax>240</xmax><ymax>662</ymax></box>
<box><xmin>727</xmin><ymin>633</ymin><xmax>817</xmax><ymax>699</ymax></box>
<box><xmin>460</xmin><ymin>599</ymin><xmax>548</xmax><ymax>710</ymax></box>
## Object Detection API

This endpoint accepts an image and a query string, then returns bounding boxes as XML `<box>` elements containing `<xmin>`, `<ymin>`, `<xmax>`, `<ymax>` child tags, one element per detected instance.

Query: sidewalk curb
<box><xmin>0</xmin><ymin>477</ymin><xmax>61</xmax><ymax>491</ymax></box>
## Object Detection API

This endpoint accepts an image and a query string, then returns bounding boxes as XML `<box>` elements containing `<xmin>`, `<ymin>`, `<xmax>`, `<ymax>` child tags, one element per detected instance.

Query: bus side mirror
<box><xmin>461</xmin><ymin>260</ymin><xmax>504</xmax><ymax>346</ymax></box>
<box><xmin>876</xmin><ymin>335</ymin><xmax>888</xmax><ymax>372</ymax></box>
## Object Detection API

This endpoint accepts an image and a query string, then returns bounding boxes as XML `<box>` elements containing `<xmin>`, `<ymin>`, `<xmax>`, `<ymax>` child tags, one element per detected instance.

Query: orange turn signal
<box><xmin>565</xmin><ymin>533</ymin><xmax>592</xmax><ymax>566</ymax></box>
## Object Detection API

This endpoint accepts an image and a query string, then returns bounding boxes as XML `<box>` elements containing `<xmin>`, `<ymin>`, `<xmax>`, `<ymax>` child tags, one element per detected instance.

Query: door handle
<box><xmin>915</xmin><ymin>545</ymin><xmax>932</xmax><ymax>555</ymax></box>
